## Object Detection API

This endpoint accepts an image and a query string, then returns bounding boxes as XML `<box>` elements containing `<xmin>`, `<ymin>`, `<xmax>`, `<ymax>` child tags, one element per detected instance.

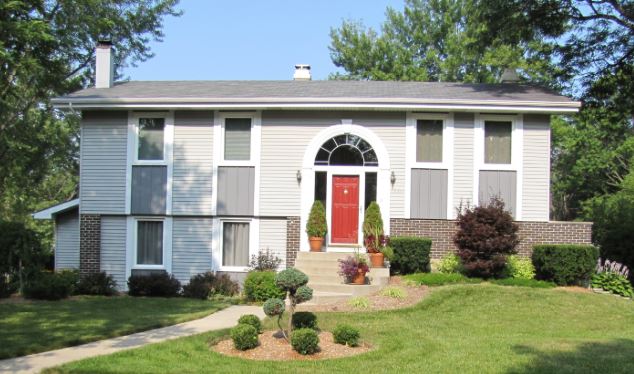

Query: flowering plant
<box><xmin>338</xmin><ymin>254</ymin><xmax>370</xmax><ymax>279</ymax></box>
<box><xmin>591</xmin><ymin>258</ymin><xmax>633</xmax><ymax>298</ymax></box>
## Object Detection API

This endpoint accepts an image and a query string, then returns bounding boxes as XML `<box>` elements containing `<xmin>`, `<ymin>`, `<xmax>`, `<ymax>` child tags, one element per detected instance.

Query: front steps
<box><xmin>294</xmin><ymin>251</ymin><xmax>390</xmax><ymax>304</ymax></box>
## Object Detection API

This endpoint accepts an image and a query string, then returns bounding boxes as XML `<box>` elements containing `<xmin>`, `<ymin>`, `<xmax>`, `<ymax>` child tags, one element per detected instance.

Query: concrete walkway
<box><xmin>0</xmin><ymin>305</ymin><xmax>264</xmax><ymax>374</ymax></box>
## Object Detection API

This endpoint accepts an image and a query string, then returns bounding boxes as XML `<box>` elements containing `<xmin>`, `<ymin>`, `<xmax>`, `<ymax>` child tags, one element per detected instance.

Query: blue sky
<box><xmin>122</xmin><ymin>0</ymin><xmax>403</xmax><ymax>81</ymax></box>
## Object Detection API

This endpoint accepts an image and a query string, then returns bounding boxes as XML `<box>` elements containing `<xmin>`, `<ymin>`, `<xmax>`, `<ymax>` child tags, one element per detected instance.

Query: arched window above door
<box><xmin>314</xmin><ymin>134</ymin><xmax>379</xmax><ymax>166</ymax></box>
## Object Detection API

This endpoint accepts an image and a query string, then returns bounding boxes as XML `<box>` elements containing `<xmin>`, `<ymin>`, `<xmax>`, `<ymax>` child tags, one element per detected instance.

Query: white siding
<box><xmin>80</xmin><ymin>111</ymin><xmax>128</xmax><ymax>214</ymax></box>
<box><xmin>173</xmin><ymin>111</ymin><xmax>214</xmax><ymax>215</ymax></box>
<box><xmin>453</xmin><ymin>113</ymin><xmax>474</xmax><ymax>211</ymax></box>
<box><xmin>101</xmin><ymin>216</ymin><xmax>127</xmax><ymax>290</ymax></box>
<box><xmin>172</xmin><ymin>218</ymin><xmax>213</xmax><ymax>284</ymax></box>
<box><xmin>54</xmin><ymin>210</ymin><xmax>79</xmax><ymax>270</ymax></box>
<box><xmin>522</xmin><ymin>114</ymin><xmax>551</xmax><ymax>221</ymax></box>
<box><xmin>259</xmin><ymin>219</ymin><xmax>287</xmax><ymax>269</ymax></box>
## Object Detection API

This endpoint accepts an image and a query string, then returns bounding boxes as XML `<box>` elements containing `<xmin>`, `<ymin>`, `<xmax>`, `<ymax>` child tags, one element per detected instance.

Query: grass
<box><xmin>49</xmin><ymin>284</ymin><xmax>634</xmax><ymax>373</ymax></box>
<box><xmin>404</xmin><ymin>272</ymin><xmax>483</xmax><ymax>286</ymax></box>
<box><xmin>347</xmin><ymin>296</ymin><xmax>370</xmax><ymax>309</ymax></box>
<box><xmin>379</xmin><ymin>286</ymin><xmax>408</xmax><ymax>299</ymax></box>
<box><xmin>0</xmin><ymin>295</ymin><xmax>228</xmax><ymax>359</ymax></box>
<box><xmin>490</xmin><ymin>278</ymin><xmax>556</xmax><ymax>288</ymax></box>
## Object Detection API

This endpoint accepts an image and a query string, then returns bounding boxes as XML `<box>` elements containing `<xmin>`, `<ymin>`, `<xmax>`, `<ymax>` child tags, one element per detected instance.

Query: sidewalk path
<box><xmin>0</xmin><ymin>305</ymin><xmax>264</xmax><ymax>374</ymax></box>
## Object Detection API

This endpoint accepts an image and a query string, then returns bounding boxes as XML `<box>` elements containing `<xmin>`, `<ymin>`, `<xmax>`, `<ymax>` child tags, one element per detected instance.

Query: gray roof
<box><xmin>53</xmin><ymin>80</ymin><xmax>580</xmax><ymax>112</ymax></box>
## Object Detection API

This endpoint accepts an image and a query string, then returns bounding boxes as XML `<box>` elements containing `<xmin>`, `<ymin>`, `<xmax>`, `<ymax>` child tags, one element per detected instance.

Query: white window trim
<box><xmin>405</xmin><ymin>112</ymin><xmax>455</xmax><ymax>219</ymax></box>
<box><xmin>125</xmin><ymin>111</ymin><xmax>174</xmax><ymax>215</ymax></box>
<box><xmin>217</xmin><ymin>112</ymin><xmax>259</xmax><ymax>166</ymax></box>
<box><xmin>473</xmin><ymin>113</ymin><xmax>524</xmax><ymax>220</ymax></box>
<box><xmin>125</xmin><ymin>216</ymin><xmax>173</xmax><ymax>278</ymax></box>
<box><xmin>212</xmin><ymin>218</ymin><xmax>259</xmax><ymax>272</ymax></box>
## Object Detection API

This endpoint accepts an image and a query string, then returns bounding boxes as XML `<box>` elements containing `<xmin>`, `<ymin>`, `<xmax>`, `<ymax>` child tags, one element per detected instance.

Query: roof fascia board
<box><xmin>32</xmin><ymin>199</ymin><xmax>79</xmax><ymax>220</ymax></box>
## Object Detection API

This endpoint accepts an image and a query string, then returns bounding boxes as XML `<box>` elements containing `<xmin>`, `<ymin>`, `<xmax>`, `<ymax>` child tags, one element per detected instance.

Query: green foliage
<box><xmin>379</xmin><ymin>286</ymin><xmax>407</xmax><ymax>299</ymax></box>
<box><xmin>390</xmin><ymin>236</ymin><xmax>432</xmax><ymax>275</ymax></box>
<box><xmin>294</xmin><ymin>286</ymin><xmax>313</xmax><ymax>304</ymax></box>
<box><xmin>333</xmin><ymin>324</ymin><xmax>361</xmax><ymax>347</ymax></box>
<box><xmin>22</xmin><ymin>271</ymin><xmax>76</xmax><ymax>300</ymax></box>
<box><xmin>0</xmin><ymin>221</ymin><xmax>49</xmax><ymax>291</ymax></box>
<box><xmin>182</xmin><ymin>272</ymin><xmax>239</xmax><ymax>299</ymax></box>
<box><xmin>505</xmin><ymin>255</ymin><xmax>536</xmax><ymax>280</ymax></box>
<box><xmin>237</xmin><ymin>315</ymin><xmax>262</xmax><ymax>334</ymax></box>
<box><xmin>243</xmin><ymin>271</ymin><xmax>285</xmax><ymax>302</ymax></box>
<box><xmin>490</xmin><ymin>278</ymin><xmax>556</xmax><ymax>289</ymax></box>
<box><xmin>592</xmin><ymin>272</ymin><xmax>634</xmax><ymax>299</ymax></box>
<box><xmin>306</xmin><ymin>201</ymin><xmax>327</xmax><ymax>237</ymax></box>
<box><xmin>347</xmin><ymin>296</ymin><xmax>370</xmax><ymax>309</ymax></box>
<box><xmin>380</xmin><ymin>245</ymin><xmax>394</xmax><ymax>261</ymax></box>
<box><xmin>532</xmin><ymin>245</ymin><xmax>599</xmax><ymax>286</ymax></box>
<box><xmin>437</xmin><ymin>253</ymin><xmax>462</xmax><ymax>274</ymax></box>
<box><xmin>290</xmin><ymin>328</ymin><xmax>319</xmax><ymax>355</ymax></box>
<box><xmin>248</xmin><ymin>248</ymin><xmax>282</xmax><ymax>271</ymax></box>
<box><xmin>404</xmin><ymin>272</ymin><xmax>482</xmax><ymax>287</ymax></box>
<box><xmin>76</xmin><ymin>272</ymin><xmax>117</xmax><ymax>296</ymax></box>
<box><xmin>127</xmin><ymin>272</ymin><xmax>182</xmax><ymax>297</ymax></box>
<box><xmin>262</xmin><ymin>298</ymin><xmax>285</xmax><ymax>317</ymax></box>
<box><xmin>230</xmin><ymin>324</ymin><xmax>259</xmax><ymax>351</ymax></box>
<box><xmin>291</xmin><ymin>312</ymin><xmax>318</xmax><ymax>330</ymax></box>
<box><xmin>362</xmin><ymin>201</ymin><xmax>384</xmax><ymax>251</ymax></box>
<box><xmin>0</xmin><ymin>276</ymin><xmax>16</xmax><ymax>298</ymax></box>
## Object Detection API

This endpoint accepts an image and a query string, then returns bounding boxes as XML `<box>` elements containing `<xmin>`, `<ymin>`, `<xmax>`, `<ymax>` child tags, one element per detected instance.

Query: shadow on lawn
<box><xmin>509</xmin><ymin>339</ymin><xmax>634</xmax><ymax>374</ymax></box>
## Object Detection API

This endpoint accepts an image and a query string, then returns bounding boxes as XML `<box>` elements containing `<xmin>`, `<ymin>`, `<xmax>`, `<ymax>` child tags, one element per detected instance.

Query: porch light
<box><xmin>296</xmin><ymin>170</ymin><xmax>302</xmax><ymax>183</ymax></box>
<box><xmin>391</xmin><ymin>171</ymin><xmax>396</xmax><ymax>185</ymax></box>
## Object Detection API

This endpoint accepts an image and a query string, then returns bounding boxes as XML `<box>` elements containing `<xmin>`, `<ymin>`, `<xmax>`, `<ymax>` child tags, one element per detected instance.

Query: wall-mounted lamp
<box><xmin>390</xmin><ymin>171</ymin><xmax>396</xmax><ymax>185</ymax></box>
<box><xmin>296</xmin><ymin>170</ymin><xmax>302</xmax><ymax>183</ymax></box>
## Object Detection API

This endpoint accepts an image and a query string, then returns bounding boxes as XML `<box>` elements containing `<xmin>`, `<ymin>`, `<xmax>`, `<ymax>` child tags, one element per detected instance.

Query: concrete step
<box><xmin>297</xmin><ymin>251</ymin><xmax>363</xmax><ymax>261</ymax></box>
<box><xmin>304</xmin><ymin>291</ymin><xmax>353</xmax><ymax>305</ymax></box>
<box><xmin>308</xmin><ymin>282</ymin><xmax>383</xmax><ymax>295</ymax></box>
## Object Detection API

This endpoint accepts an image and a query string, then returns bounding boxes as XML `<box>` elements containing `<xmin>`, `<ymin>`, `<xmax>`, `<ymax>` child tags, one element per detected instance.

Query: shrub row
<box><xmin>532</xmin><ymin>244</ymin><xmax>599</xmax><ymax>286</ymax></box>
<box><xmin>390</xmin><ymin>236</ymin><xmax>431</xmax><ymax>274</ymax></box>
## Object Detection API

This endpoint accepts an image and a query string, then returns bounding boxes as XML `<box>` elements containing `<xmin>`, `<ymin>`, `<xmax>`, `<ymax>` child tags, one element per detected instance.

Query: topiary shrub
<box><xmin>505</xmin><ymin>255</ymin><xmax>535</xmax><ymax>280</ymax></box>
<box><xmin>128</xmin><ymin>272</ymin><xmax>181</xmax><ymax>297</ymax></box>
<box><xmin>263</xmin><ymin>297</ymin><xmax>285</xmax><ymax>317</ymax></box>
<box><xmin>291</xmin><ymin>328</ymin><xmax>319</xmax><ymax>355</ymax></box>
<box><xmin>437</xmin><ymin>253</ymin><xmax>462</xmax><ymax>274</ymax></box>
<box><xmin>264</xmin><ymin>268</ymin><xmax>313</xmax><ymax>342</ymax></box>
<box><xmin>292</xmin><ymin>311</ymin><xmax>318</xmax><ymax>330</ymax></box>
<box><xmin>306</xmin><ymin>201</ymin><xmax>327</xmax><ymax>237</ymax></box>
<box><xmin>243</xmin><ymin>271</ymin><xmax>285</xmax><ymax>302</ymax></box>
<box><xmin>76</xmin><ymin>271</ymin><xmax>118</xmax><ymax>296</ymax></box>
<box><xmin>230</xmin><ymin>323</ymin><xmax>259</xmax><ymax>351</ymax></box>
<box><xmin>333</xmin><ymin>324</ymin><xmax>361</xmax><ymax>347</ymax></box>
<box><xmin>248</xmin><ymin>248</ymin><xmax>282</xmax><ymax>271</ymax></box>
<box><xmin>454</xmin><ymin>198</ymin><xmax>519</xmax><ymax>279</ymax></box>
<box><xmin>532</xmin><ymin>244</ymin><xmax>599</xmax><ymax>286</ymax></box>
<box><xmin>238</xmin><ymin>314</ymin><xmax>262</xmax><ymax>333</ymax></box>
<box><xmin>390</xmin><ymin>236</ymin><xmax>432</xmax><ymax>274</ymax></box>
<box><xmin>363</xmin><ymin>202</ymin><xmax>384</xmax><ymax>253</ymax></box>
<box><xmin>22</xmin><ymin>271</ymin><xmax>76</xmax><ymax>300</ymax></box>
<box><xmin>182</xmin><ymin>272</ymin><xmax>239</xmax><ymax>299</ymax></box>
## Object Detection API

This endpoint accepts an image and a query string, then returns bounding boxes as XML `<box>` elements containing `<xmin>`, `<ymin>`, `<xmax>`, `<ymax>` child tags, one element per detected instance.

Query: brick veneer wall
<box><xmin>390</xmin><ymin>218</ymin><xmax>593</xmax><ymax>258</ymax></box>
<box><xmin>79</xmin><ymin>214</ymin><xmax>101</xmax><ymax>276</ymax></box>
<box><xmin>286</xmin><ymin>216</ymin><xmax>300</xmax><ymax>268</ymax></box>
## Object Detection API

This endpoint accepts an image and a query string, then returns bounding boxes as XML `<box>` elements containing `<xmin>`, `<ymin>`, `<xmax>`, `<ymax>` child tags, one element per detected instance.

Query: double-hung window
<box><xmin>222</xmin><ymin>221</ymin><xmax>250</xmax><ymax>267</ymax></box>
<box><xmin>484</xmin><ymin>120</ymin><xmax>512</xmax><ymax>164</ymax></box>
<box><xmin>224</xmin><ymin>118</ymin><xmax>252</xmax><ymax>161</ymax></box>
<box><xmin>416</xmin><ymin>119</ymin><xmax>443</xmax><ymax>163</ymax></box>
<box><xmin>136</xmin><ymin>220</ymin><xmax>163</xmax><ymax>266</ymax></box>
<box><xmin>138</xmin><ymin>118</ymin><xmax>166</xmax><ymax>161</ymax></box>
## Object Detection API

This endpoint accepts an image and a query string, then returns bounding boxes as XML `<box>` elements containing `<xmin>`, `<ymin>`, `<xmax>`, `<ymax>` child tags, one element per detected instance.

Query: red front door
<box><xmin>331</xmin><ymin>176</ymin><xmax>360</xmax><ymax>244</ymax></box>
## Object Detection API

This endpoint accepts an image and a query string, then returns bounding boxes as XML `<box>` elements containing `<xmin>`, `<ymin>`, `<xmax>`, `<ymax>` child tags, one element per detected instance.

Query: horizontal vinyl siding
<box><xmin>173</xmin><ymin>111</ymin><xmax>214</xmax><ymax>215</ymax></box>
<box><xmin>80</xmin><ymin>111</ymin><xmax>128</xmax><ymax>214</ymax></box>
<box><xmin>101</xmin><ymin>216</ymin><xmax>127</xmax><ymax>290</ymax></box>
<box><xmin>522</xmin><ymin>114</ymin><xmax>551</xmax><ymax>221</ymax></box>
<box><xmin>172</xmin><ymin>218</ymin><xmax>213</xmax><ymax>284</ymax></box>
<box><xmin>259</xmin><ymin>219</ymin><xmax>287</xmax><ymax>270</ymax></box>
<box><xmin>453</xmin><ymin>113</ymin><xmax>474</xmax><ymax>210</ymax></box>
<box><xmin>55</xmin><ymin>210</ymin><xmax>79</xmax><ymax>270</ymax></box>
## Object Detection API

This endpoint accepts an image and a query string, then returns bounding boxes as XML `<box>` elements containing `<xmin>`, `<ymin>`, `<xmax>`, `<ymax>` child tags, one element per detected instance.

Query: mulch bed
<box><xmin>297</xmin><ymin>276</ymin><xmax>430</xmax><ymax>313</ymax></box>
<box><xmin>211</xmin><ymin>331</ymin><xmax>372</xmax><ymax>361</ymax></box>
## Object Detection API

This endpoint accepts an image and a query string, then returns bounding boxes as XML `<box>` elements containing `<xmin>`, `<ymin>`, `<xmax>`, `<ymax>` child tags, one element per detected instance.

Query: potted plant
<box><xmin>363</xmin><ymin>202</ymin><xmax>385</xmax><ymax>267</ymax></box>
<box><xmin>306</xmin><ymin>201</ymin><xmax>327</xmax><ymax>252</ymax></box>
<box><xmin>338</xmin><ymin>253</ymin><xmax>370</xmax><ymax>285</ymax></box>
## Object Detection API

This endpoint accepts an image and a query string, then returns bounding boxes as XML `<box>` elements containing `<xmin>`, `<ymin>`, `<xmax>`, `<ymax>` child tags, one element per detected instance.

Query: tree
<box><xmin>263</xmin><ymin>268</ymin><xmax>313</xmax><ymax>342</ymax></box>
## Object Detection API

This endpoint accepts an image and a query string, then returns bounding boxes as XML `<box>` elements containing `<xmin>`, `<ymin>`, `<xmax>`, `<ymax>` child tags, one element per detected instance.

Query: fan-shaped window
<box><xmin>314</xmin><ymin>134</ymin><xmax>378</xmax><ymax>166</ymax></box>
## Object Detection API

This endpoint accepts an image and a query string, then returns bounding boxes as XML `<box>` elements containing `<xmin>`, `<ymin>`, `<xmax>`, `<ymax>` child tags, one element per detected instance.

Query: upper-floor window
<box><xmin>224</xmin><ymin>118</ymin><xmax>252</xmax><ymax>161</ymax></box>
<box><xmin>138</xmin><ymin>118</ymin><xmax>165</xmax><ymax>161</ymax></box>
<box><xmin>416</xmin><ymin>119</ymin><xmax>443</xmax><ymax>162</ymax></box>
<box><xmin>484</xmin><ymin>121</ymin><xmax>512</xmax><ymax>164</ymax></box>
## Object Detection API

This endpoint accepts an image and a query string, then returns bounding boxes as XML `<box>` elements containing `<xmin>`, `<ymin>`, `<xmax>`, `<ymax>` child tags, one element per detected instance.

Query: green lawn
<box><xmin>0</xmin><ymin>296</ymin><xmax>228</xmax><ymax>359</ymax></box>
<box><xmin>48</xmin><ymin>284</ymin><xmax>634</xmax><ymax>374</ymax></box>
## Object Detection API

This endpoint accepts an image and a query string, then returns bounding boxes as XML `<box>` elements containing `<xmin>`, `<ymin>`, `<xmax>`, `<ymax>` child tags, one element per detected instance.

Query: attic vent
<box><xmin>293</xmin><ymin>64</ymin><xmax>311</xmax><ymax>81</ymax></box>
<box><xmin>500</xmin><ymin>68</ymin><xmax>520</xmax><ymax>84</ymax></box>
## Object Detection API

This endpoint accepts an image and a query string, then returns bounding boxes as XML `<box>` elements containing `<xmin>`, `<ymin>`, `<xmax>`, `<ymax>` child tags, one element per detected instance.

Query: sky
<box><xmin>121</xmin><ymin>0</ymin><xmax>404</xmax><ymax>81</ymax></box>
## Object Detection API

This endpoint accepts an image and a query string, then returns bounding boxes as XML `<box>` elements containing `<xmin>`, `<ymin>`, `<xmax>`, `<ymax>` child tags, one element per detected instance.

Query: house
<box><xmin>35</xmin><ymin>41</ymin><xmax>592</xmax><ymax>289</ymax></box>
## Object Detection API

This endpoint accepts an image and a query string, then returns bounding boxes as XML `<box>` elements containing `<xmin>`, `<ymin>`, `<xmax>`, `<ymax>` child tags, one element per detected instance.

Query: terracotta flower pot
<box><xmin>351</xmin><ymin>269</ymin><xmax>366</xmax><ymax>285</ymax></box>
<box><xmin>308</xmin><ymin>236</ymin><xmax>324</xmax><ymax>252</ymax></box>
<box><xmin>369</xmin><ymin>252</ymin><xmax>385</xmax><ymax>267</ymax></box>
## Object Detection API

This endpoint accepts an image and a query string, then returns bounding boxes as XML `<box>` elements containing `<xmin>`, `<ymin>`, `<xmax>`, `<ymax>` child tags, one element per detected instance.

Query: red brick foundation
<box><xmin>79</xmin><ymin>214</ymin><xmax>101</xmax><ymax>276</ymax></box>
<box><xmin>286</xmin><ymin>216</ymin><xmax>300</xmax><ymax>268</ymax></box>
<box><xmin>390</xmin><ymin>218</ymin><xmax>593</xmax><ymax>258</ymax></box>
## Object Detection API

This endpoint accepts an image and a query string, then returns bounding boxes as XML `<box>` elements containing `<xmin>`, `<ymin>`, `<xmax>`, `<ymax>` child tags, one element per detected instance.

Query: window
<box><xmin>416</xmin><ymin>119</ymin><xmax>443</xmax><ymax>162</ymax></box>
<box><xmin>484</xmin><ymin>121</ymin><xmax>512</xmax><ymax>164</ymax></box>
<box><xmin>222</xmin><ymin>222</ymin><xmax>249</xmax><ymax>267</ymax></box>
<box><xmin>314</xmin><ymin>171</ymin><xmax>327</xmax><ymax>208</ymax></box>
<box><xmin>365</xmin><ymin>172</ymin><xmax>377</xmax><ymax>209</ymax></box>
<box><xmin>314</xmin><ymin>134</ymin><xmax>378</xmax><ymax>166</ymax></box>
<box><xmin>136</xmin><ymin>220</ymin><xmax>163</xmax><ymax>265</ymax></box>
<box><xmin>224</xmin><ymin>118</ymin><xmax>252</xmax><ymax>161</ymax></box>
<box><xmin>138</xmin><ymin>118</ymin><xmax>165</xmax><ymax>160</ymax></box>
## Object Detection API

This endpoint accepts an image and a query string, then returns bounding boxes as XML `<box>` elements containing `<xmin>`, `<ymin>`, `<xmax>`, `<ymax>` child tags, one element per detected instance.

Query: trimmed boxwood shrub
<box><xmin>76</xmin><ymin>271</ymin><xmax>118</xmax><ymax>296</ymax></box>
<box><xmin>291</xmin><ymin>328</ymin><xmax>319</xmax><ymax>355</ymax></box>
<box><xmin>238</xmin><ymin>314</ymin><xmax>262</xmax><ymax>333</ymax></box>
<box><xmin>292</xmin><ymin>311</ymin><xmax>318</xmax><ymax>330</ymax></box>
<box><xmin>182</xmin><ymin>272</ymin><xmax>239</xmax><ymax>299</ymax></box>
<box><xmin>333</xmin><ymin>324</ymin><xmax>360</xmax><ymax>347</ymax></box>
<box><xmin>532</xmin><ymin>244</ymin><xmax>599</xmax><ymax>286</ymax></box>
<box><xmin>230</xmin><ymin>324</ymin><xmax>259</xmax><ymax>350</ymax></box>
<box><xmin>23</xmin><ymin>271</ymin><xmax>77</xmax><ymax>300</ymax></box>
<box><xmin>390</xmin><ymin>236</ymin><xmax>432</xmax><ymax>274</ymax></box>
<box><xmin>243</xmin><ymin>271</ymin><xmax>285</xmax><ymax>302</ymax></box>
<box><xmin>128</xmin><ymin>272</ymin><xmax>181</xmax><ymax>297</ymax></box>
